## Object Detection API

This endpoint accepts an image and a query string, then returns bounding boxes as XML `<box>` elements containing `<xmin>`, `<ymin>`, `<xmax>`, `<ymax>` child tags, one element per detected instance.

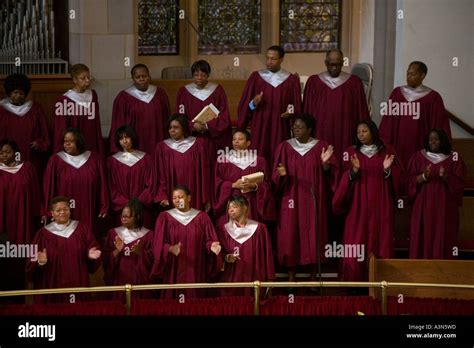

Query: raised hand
<box><xmin>169</xmin><ymin>242</ymin><xmax>181</xmax><ymax>256</ymax></box>
<box><xmin>88</xmin><ymin>247</ymin><xmax>102</xmax><ymax>260</ymax></box>
<box><xmin>350</xmin><ymin>154</ymin><xmax>360</xmax><ymax>173</ymax></box>
<box><xmin>439</xmin><ymin>166</ymin><xmax>448</xmax><ymax>180</ymax></box>
<box><xmin>252</xmin><ymin>91</ymin><xmax>263</xmax><ymax>107</ymax></box>
<box><xmin>114</xmin><ymin>235</ymin><xmax>124</xmax><ymax>252</ymax></box>
<box><xmin>37</xmin><ymin>248</ymin><xmax>47</xmax><ymax>265</ymax></box>
<box><xmin>321</xmin><ymin>145</ymin><xmax>335</xmax><ymax>165</ymax></box>
<box><xmin>424</xmin><ymin>164</ymin><xmax>432</xmax><ymax>179</ymax></box>
<box><xmin>160</xmin><ymin>200</ymin><xmax>170</xmax><ymax>207</ymax></box>
<box><xmin>210</xmin><ymin>242</ymin><xmax>221</xmax><ymax>255</ymax></box>
<box><xmin>383</xmin><ymin>154</ymin><xmax>395</xmax><ymax>170</ymax></box>
<box><xmin>276</xmin><ymin>163</ymin><xmax>287</xmax><ymax>177</ymax></box>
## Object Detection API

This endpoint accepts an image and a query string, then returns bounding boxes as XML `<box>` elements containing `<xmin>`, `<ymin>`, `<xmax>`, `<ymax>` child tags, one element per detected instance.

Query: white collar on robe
<box><xmin>287</xmin><ymin>137</ymin><xmax>318</xmax><ymax>156</ymax></box>
<box><xmin>318</xmin><ymin>71</ymin><xmax>350</xmax><ymax>89</ymax></box>
<box><xmin>114</xmin><ymin>226</ymin><xmax>150</xmax><ymax>244</ymax></box>
<box><xmin>0</xmin><ymin>98</ymin><xmax>33</xmax><ymax>116</ymax></box>
<box><xmin>400</xmin><ymin>85</ymin><xmax>432</xmax><ymax>102</ymax></box>
<box><xmin>258</xmin><ymin>69</ymin><xmax>291</xmax><ymax>88</ymax></box>
<box><xmin>64</xmin><ymin>89</ymin><xmax>93</xmax><ymax>108</ymax></box>
<box><xmin>224</xmin><ymin>219</ymin><xmax>258</xmax><ymax>245</ymax></box>
<box><xmin>359</xmin><ymin>144</ymin><xmax>379</xmax><ymax>158</ymax></box>
<box><xmin>185</xmin><ymin>82</ymin><xmax>218</xmax><ymax>101</ymax></box>
<box><xmin>112</xmin><ymin>150</ymin><xmax>146</xmax><ymax>167</ymax></box>
<box><xmin>125</xmin><ymin>85</ymin><xmax>157</xmax><ymax>104</ymax></box>
<box><xmin>57</xmin><ymin>151</ymin><xmax>91</xmax><ymax>169</ymax></box>
<box><xmin>164</xmin><ymin>137</ymin><xmax>196</xmax><ymax>154</ymax></box>
<box><xmin>0</xmin><ymin>162</ymin><xmax>23</xmax><ymax>174</ymax></box>
<box><xmin>422</xmin><ymin>149</ymin><xmax>449</xmax><ymax>164</ymax></box>
<box><xmin>227</xmin><ymin>150</ymin><xmax>257</xmax><ymax>170</ymax></box>
<box><xmin>167</xmin><ymin>208</ymin><xmax>200</xmax><ymax>226</ymax></box>
<box><xmin>45</xmin><ymin>220</ymin><xmax>79</xmax><ymax>239</ymax></box>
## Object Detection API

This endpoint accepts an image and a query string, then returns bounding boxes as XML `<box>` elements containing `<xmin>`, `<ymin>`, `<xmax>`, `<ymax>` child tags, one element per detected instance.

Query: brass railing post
<box><xmin>381</xmin><ymin>281</ymin><xmax>388</xmax><ymax>315</ymax></box>
<box><xmin>125</xmin><ymin>284</ymin><xmax>132</xmax><ymax>315</ymax></box>
<box><xmin>253</xmin><ymin>281</ymin><xmax>261</xmax><ymax>315</ymax></box>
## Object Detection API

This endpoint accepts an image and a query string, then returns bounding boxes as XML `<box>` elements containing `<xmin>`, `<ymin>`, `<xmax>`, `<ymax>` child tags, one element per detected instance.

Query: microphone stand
<box><xmin>310</xmin><ymin>187</ymin><xmax>323</xmax><ymax>295</ymax></box>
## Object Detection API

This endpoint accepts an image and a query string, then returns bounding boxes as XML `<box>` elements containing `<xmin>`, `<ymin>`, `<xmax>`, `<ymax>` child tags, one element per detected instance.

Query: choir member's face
<box><xmin>428</xmin><ymin>131</ymin><xmax>441</xmax><ymax>153</ymax></box>
<box><xmin>357</xmin><ymin>124</ymin><xmax>373</xmax><ymax>145</ymax></box>
<box><xmin>172</xmin><ymin>189</ymin><xmax>191</xmax><ymax>211</ymax></box>
<box><xmin>292</xmin><ymin>119</ymin><xmax>311</xmax><ymax>142</ymax></box>
<box><xmin>325</xmin><ymin>52</ymin><xmax>343</xmax><ymax>78</ymax></box>
<box><xmin>406</xmin><ymin>64</ymin><xmax>425</xmax><ymax>88</ymax></box>
<box><xmin>119</xmin><ymin>135</ymin><xmax>134</xmax><ymax>152</ymax></box>
<box><xmin>51</xmin><ymin>201</ymin><xmax>71</xmax><ymax>225</ymax></box>
<box><xmin>9</xmin><ymin>89</ymin><xmax>26</xmax><ymax>106</ymax></box>
<box><xmin>266</xmin><ymin>50</ymin><xmax>283</xmax><ymax>73</ymax></box>
<box><xmin>0</xmin><ymin>144</ymin><xmax>16</xmax><ymax>165</ymax></box>
<box><xmin>132</xmin><ymin>67</ymin><xmax>151</xmax><ymax>92</ymax></box>
<box><xmin>193</xmin><ymin>70</ymin><xmax>209</xmax><ymax>89</ymax></box>
<box><xmin>73</xmin><ymin>71</ymin><xmax>92</xmax><ymax>92</ymax></box>
<box><xmin>63</xmin><ymin>132</ymin><xmax>79</xmax><ymax>155</ymax></box>
<box><xmin>232</xmin><ymin>132</ymin><xmax>250</xmax><ymax>151</ymax></box>
<box><xmin>228</xmin><ymin>202</ymin><xmax>246</xmax><ymax>221</ymax></box>
<box><xmin>120</xmin><ymin>207</ymin><xmax>136</xmax><ymax>229</ymax></box>
<box><xmin>169</xmin><ymin>120</ymin><xmax>185</xmax><ymax>140</ymax></box>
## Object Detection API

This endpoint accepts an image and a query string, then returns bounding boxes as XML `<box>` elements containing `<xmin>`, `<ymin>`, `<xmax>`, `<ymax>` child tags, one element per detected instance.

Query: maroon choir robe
<box><xmin>303</xmin><ymin>72</ymin><xmax>369</xmax><ymax>160</ymax></box>
<box><xmin>154</xmin><ymin>137</ymin><xmax>213</xmax><ymax>211</ymax></box>
<box><xmin>217</xmin><ymin>220</ymin><xmax>275</xmax><ymax>296</ymax></box>
<box><xmin>332</xmin><ymin>144</ymin><xmax>401</xmax><ymax>281</ymax></box>
<box><xmin>106</xmin><ymin>151</ymin><xmax>155</xmax><ymax>228</ymax></box>
<box><xmin>272</xmin><ymin>138</ymin><xmax>338</xmax><ymax>268</ymax></box>
<box><xmin>407</xmin><ymin>150</ymin><xmax>466</xmax><ymax>259</ymax></box>
<box><xmin>379</xmin><ymin>85</ymin><xmax>451</xmax><ymax>168</ymax></box>
<box><xmin>176</xmin><ymin>82</ymin><xmax>232</xmax><ymax>150</ymax></box>
<box><xmin>213</xmin><ymin>152</ymin><xmax>275</xmax><ymax>225</ymax></box>
<box><xmin>26</xmin><ymin>220</ymin><xmax>101</xmax><ymax>303</ymax></box>
<box><xmin>109</xmin><ymin>85</ymin><xmax>170</xmax><ymax>155</ymax></box>
<box><xmin>43</xmin><ymin>151</ymin><xmax>109</xmax><ymax>236</ymax></box>
<box><xmin>151</xmin><ymin>208</ymin><xmax>223</xmax><ymax>299</ymax></box>
<box><xmin>0</xmin><ymin>162</ymin><xmax>41</xmax><ymax>244</ymax></box>
<box><xmin>0</xmin><ymin>100</ymin><xmax>50</xmax><ymax>171</ymax></box>
<box><xmin>238</xmin><ymin>69</ymin><xmax>301</xmax><ymax>163</ymax></box>
<box><xmin>52</xmin><ymin>89</ymin><xmax>104</xmax><ymax>157</ymax></box>
<box><xmin>103</xmin><ymin>226</ymin><xmax>154</xmax><ymax>298</ymax></box>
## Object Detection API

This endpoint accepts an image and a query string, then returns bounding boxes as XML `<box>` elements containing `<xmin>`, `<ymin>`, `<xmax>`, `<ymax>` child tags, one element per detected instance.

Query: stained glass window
<box><xmin>198</xmin><ymin>0</ymin><xmax>261</xmax><ymax>55</ymax></box>
<box><xmin>138</xmin><ymin>0</ymin><xmax>179</xmax><ymax>55</ymax></box>
<box><xmin>280</xmin><ymin>0</ymin><xmax>341</xmax><ymax>52</ymax></box>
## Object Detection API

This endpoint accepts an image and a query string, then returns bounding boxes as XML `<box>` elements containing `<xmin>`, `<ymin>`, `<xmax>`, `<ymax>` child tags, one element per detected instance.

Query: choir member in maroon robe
<box><xmin>407</xmin><ymin>129</ymin><xmax>466</xmax><ymax>259</ymax></box>
<box><xmin>272</xmin><ymin>114</ymin><xmax>338</xmax><ymax>283</ymax></box>
<box><xmin>332</xmin><ymin>120</ymin><xmax>401</xmax><ymax>281</ymax></box>
<box><xmin>0</xmin><ymin>140</ymin><xmax>42</xmax><ymax>293</ymax></box>
<box><xmin>103</xmin><ymin>199</ymin><xmax>154</xmax><ymax>299</ymax></box>
<box><xmin>154</xmin><ymin>114</ymin><xmax>213</xmax><ymax>211</ymax></box>
<box><xmin>26</xmin><ymin>196</ymin><xmax>101</xmax><ymax>303</ymax></box>
<box><xmin>303</xmin><ymin>49</ymin><xmax>369</xmax><ymax>163</ymax></box>
<box><xmin>176</xmin><ymin>60</ymin><xmax>232</xmax><ymax>150</ymax></box>
<box><xmin>43</xmin><ymin>128</ymin><xmax>109</xmax><ymax>238</ymax></box>
<box><xmin>379</xmin><ymin>61</ymin><xmax>451</xmax><ymax>168</ymax></box>
<box><xmin>238</xmin><ymin>45</ymin><xmax>301</xmax><ymax>163</ymax></box>
<box><xmin>52</xmin><ymin>64</ymin><xmax>104</xmax><ymax>157</ymax></box>
<box><xmin>217</xmin><ymin>196</ymin><xmax>274</xmax><ymax>297</ymax></box>
<box><xmin>0</xmin><ymin>73</ymin><xmax>50</xmax><ymax>172</ymax></box>
<box><xmin>213</xmin><ymin>129</ymin><xmax>275</xmax><ymax>226</ymax></box>
<box><xmin>109</xmin><ymin>64</ymin><xmax>170</xmax><ymax>155</ymax></box>
<box><xmin>107</xmin><ymin>125</ymin><xmax>154</xmax><ymax>229</ymax></box>
<box><xmin>151</xmin><ymin>186</ymin><xmax>222</xmax><ymax>299</ymax></box>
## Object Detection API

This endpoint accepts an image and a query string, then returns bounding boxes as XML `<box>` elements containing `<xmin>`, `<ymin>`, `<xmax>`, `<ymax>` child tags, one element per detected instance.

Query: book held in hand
<box><xmin>192</xmin><ymin>103</ymin><xmax>220</xmax><ymax>123</ymax></box>
<box><xmin>241</xmin><ymin>171</ymin><xmax>264</xmax><ymax>193</ymax></box>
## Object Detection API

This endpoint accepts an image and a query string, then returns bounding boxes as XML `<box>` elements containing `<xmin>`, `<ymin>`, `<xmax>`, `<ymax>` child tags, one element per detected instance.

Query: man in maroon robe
<box><xmin>238</xmin><ymin>45</ymin><xmax>301</xmax><ymax>164</ymax></box>
<box><xmin>379</xmin><ymin>61</ymin><xmax>452</xmax><ymax>168</ymax></box>
<box><xmin>176</xmin><ymin>60</ymin><xmax>232</xmax><ymax>151</ymax></box>
<box><xmin>109</xmin><ymin>64</ymin><xmax>170</xmax><ymax>155</ymax></box>
<box><xmin>151</xmin><ymin>186</ymin><xmax>222</xmax><ymax>299</ymax></box>
<box><xmin>52</xmin><ymin>64</ymin><xmax>104</xmax><ymax>157</ymax></box>
<box><xmin>303</xmin><ymin>49</ymin><xmax>369</xmax><ymax>162</ymax></box>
